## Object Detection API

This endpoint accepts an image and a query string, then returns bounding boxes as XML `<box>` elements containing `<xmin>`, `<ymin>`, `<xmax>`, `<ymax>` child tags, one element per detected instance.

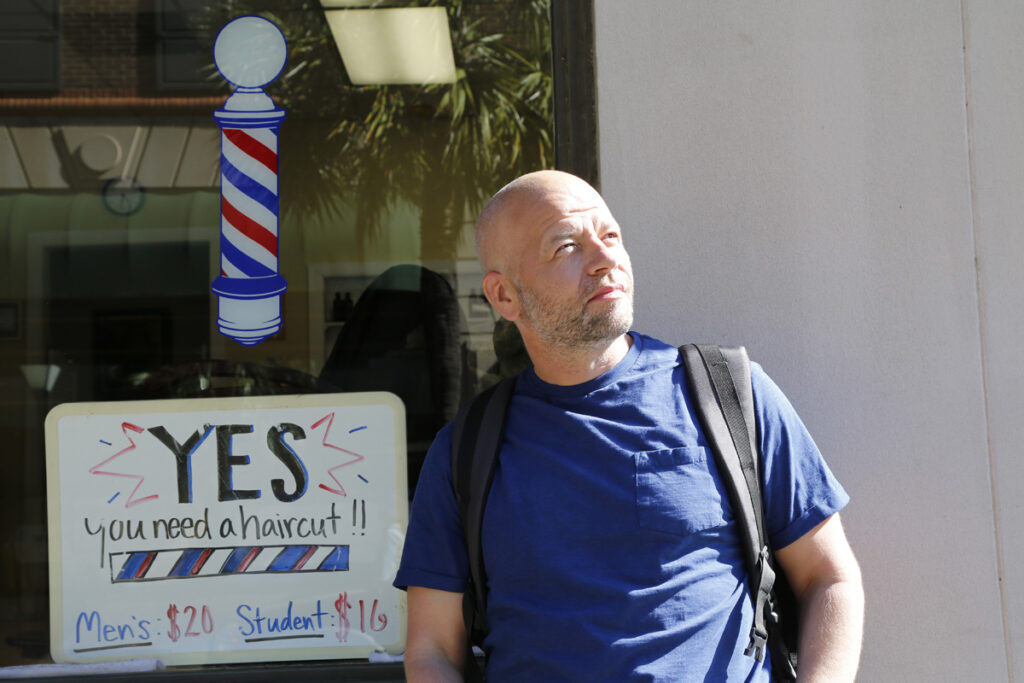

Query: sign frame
<box><xmin>45</xmin><ymin>391</ymin><xmax>408</xmax><ymax>666</ymax></box>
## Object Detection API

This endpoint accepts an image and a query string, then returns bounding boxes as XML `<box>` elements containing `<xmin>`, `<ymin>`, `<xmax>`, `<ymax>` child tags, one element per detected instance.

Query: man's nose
<box><xmin>586</xmin><ymin>236</ymin><xmax>623</xmax><ymax>275</ymax></box>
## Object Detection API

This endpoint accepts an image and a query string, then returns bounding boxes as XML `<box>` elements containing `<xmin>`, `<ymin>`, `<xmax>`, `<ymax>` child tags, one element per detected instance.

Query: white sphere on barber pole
<box><xmin>214</xmin><ymin>15</ymin><xmax>288</xmax><ymax>89</ymax></box>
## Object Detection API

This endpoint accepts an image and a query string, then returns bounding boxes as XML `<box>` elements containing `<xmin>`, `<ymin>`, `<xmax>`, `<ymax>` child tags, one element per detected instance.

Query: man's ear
<box><xmin>482</xmin><ymin>271</ymin><xmax>520</xmax><ymax>322</ymax></box>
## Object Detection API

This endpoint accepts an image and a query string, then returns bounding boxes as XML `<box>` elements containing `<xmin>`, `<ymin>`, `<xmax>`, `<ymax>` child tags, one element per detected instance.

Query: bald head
<box><xmin>475</xmin><ymin>170</ymin><xmax>606</xmax><ymax>274</ymax></box>
<box><xmin>474</xmin><ymin>169</ymin><xmax>634</xmax><ymax>380</ymax></box>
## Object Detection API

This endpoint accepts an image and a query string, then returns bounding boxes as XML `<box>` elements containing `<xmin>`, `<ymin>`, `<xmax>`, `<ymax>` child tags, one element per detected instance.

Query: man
<box><xmin>394</xmin><ymin>170</ymin><xmax>864</xmax><ymax>681</ymax></box>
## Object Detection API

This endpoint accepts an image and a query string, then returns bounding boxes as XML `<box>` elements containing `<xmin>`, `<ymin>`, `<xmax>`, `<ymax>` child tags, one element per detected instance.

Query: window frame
<box><xmin>0</xmin><ymin>0</ymin><xmax>61</xmax><ymax>92</ymax></box>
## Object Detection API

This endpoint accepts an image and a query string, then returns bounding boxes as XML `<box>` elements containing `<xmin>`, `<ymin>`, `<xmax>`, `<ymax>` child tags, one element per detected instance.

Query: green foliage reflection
<box><xmin>206</xmin><ymin>0</ymin><xmax>553</xmax><ymax>261</ymax></box>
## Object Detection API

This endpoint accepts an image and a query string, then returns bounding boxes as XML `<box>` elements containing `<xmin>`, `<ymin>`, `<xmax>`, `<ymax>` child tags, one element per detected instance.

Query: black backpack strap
<box><xmin>699</xmin><ymin>345</ymin><xmax>764</xmax><ymax>539</ymax></box>
<box><xmin>450</xmin><ymin>375</ymin><xmax>517</xmax><ymax>677</ymax></box>
<box><xmin>680</xmin><ymin>344</ymin><xmax>778</xmax><ymax>664</ymax></box>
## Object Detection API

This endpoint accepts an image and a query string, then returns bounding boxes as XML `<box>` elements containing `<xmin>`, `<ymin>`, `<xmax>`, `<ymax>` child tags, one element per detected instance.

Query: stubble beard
<box><xmin>514</xmin><ymin>277</ymin><xmax>634</xmax><ymax>349</ymax></box>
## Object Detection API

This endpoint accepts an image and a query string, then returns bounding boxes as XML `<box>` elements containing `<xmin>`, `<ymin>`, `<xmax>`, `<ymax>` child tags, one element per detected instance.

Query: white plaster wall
<box><xmin>594</xmin><ymin>1</ymin><xmax>1016</xmax><ymax>680</ymax></box>
<box><xmin>963</xmin><ymin>1</ymin><xmax>1024</xmax><ymax>680</ymax></box>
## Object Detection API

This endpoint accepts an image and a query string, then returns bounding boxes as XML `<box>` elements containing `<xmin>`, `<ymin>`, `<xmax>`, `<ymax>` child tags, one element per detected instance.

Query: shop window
<box><xmin>154</xmin><ymin>0</ymin><xmax>219</xmax><ymax>91</ymax></box>
<box><xmin>0</xmin><ymin>0</ymin><xmax>61</xmax><ymax>92</ymax></box>
<box><xmin>0</xmin><ymin>0</ymin><xmax>594</xmax><ymax>675</ymax></box>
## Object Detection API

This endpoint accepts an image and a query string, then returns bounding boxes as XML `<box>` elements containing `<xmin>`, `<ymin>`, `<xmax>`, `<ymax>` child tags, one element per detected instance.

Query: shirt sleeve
<box><xmin>751</xmin><ymin>362</ymin><xmax>850</xmax><ymax>550</ymax></box>
<box><xmin>393</xmin><ymin>422</ymin><xmax>470</xmax><ymax>593</ymax></box>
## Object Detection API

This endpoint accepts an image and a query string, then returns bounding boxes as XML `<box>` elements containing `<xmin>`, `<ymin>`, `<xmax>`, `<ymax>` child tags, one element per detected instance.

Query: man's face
<box><xmin>504</xmin><ymin>177</ymin><xmax>634</xmax><ymax>349</ymax></box>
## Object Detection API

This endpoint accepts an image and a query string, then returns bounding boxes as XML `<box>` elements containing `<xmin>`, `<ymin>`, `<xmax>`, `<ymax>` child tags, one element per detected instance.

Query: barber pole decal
<box><xmin>211</xmin><ymin>16</ymin><xmax>289</xmax><ymax>346</ymax></box>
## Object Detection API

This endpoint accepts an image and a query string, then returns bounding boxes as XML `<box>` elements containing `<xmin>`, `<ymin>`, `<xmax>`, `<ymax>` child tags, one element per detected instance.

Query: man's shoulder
<box><xmin>420</xmin><ymin>420</ymin><xmax>458</xmax><ymax>484</ymax></box>
<box><xmin>626</xmin><ymin>331</ymin><xmax>685</xmax><ymax>368</ymax></box>
<box><xmin>630</xmin><ymin>330</ymin><xmax>673</xmax><ymax>350</ymax></box>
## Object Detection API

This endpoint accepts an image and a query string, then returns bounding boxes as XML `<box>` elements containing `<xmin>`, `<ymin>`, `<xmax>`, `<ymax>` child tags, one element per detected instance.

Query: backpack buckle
<box><xmin>745</xmin><ymin>626</ymin><xmax>768</xmax><ymax>661</ymax></box>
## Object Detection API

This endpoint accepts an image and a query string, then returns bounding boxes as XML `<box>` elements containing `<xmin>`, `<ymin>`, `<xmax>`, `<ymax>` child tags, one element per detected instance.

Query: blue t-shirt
<box><xmin>394</xmin><ymin>333</ymin><xmax>848</xmax><ymax>682</ymax></box>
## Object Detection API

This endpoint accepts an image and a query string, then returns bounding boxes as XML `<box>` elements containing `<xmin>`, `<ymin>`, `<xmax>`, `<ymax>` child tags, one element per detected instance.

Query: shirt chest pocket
<box><xmin>635</xmin><ymin>447</ymin><xmax>731</xmax><ymax>536</ymax></box>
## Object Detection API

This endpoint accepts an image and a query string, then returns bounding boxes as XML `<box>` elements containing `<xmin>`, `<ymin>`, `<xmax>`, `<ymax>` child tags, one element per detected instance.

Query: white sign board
<box><xmin>44</xmin><ymin>392</ymin><xmax>407</xmax><ymax>665</ymax></box>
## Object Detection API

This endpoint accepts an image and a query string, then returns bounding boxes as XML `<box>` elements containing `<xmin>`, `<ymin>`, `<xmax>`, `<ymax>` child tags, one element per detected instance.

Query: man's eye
<box><xmin>556</xmin><ymin>242</ymin><xmax>576</xmax><ymax>254</ymax></box>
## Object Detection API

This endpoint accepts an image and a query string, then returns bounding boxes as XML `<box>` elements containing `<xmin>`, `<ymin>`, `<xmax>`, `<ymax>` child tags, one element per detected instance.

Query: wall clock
<box><xmin>102</xmin><ymin>177</ymin><xmax>146</xmax><ymax>216</ymax></box>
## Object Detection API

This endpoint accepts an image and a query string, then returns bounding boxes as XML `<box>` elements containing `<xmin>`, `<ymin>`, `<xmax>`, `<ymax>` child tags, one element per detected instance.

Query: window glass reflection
<box><xmin>0</xmin><ymin>0</ymin><xmax>551</xmax><ymax>667</ymax></box>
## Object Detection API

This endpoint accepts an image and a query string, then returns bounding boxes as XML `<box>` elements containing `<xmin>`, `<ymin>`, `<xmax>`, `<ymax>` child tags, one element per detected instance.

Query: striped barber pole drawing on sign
<box><xmin>210</xmin><ymin>16</ymin><xmax>290</xmax><ymax>346</ymax></box>
<box><xmin>110</xmin><ymin>545</ymin><xmax>350</xmax><ymax>583</ymax></box>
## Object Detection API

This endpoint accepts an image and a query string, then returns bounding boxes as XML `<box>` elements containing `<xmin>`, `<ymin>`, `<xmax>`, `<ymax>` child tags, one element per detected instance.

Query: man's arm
<box><xmin>774</xmin><ymin>513</ymin><xmax>864</xmax><ymax>683</ymax></box>
<box><xmin>404</xmin><ymin>586</ymin><xmax>467</xmax><ymax>683</ymax></box>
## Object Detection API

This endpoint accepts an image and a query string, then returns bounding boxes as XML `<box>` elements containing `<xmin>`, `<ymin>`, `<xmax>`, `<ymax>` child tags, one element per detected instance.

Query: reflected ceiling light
<box><xmin>320</xmin><ymin>5</ymin><xmax>457</xmax><ymax>85</ymax></box>
<box><xmin>21</xmin><ymin>364</ymin><xmax>61</xmax><ymax>393</ymax></box>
